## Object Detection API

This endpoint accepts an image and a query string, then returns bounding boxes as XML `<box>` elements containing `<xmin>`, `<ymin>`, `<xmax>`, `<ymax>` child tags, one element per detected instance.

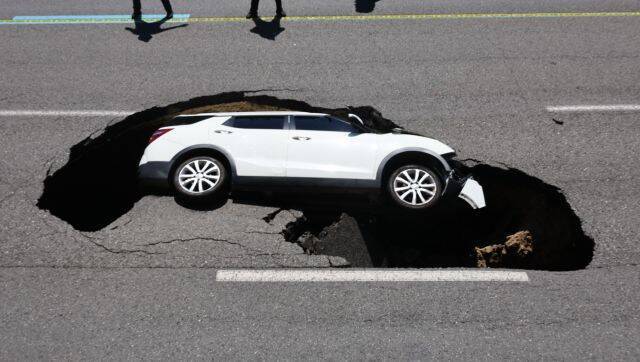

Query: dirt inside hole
<box><xmin>37</xmin><ymin>91</ymin><xmax>594</xmax><ymax>270</ymax></box>
<box><xmin>279</xmin><ymin>164</ymin><xmax>594</xmax><ymax>270</ymax></box>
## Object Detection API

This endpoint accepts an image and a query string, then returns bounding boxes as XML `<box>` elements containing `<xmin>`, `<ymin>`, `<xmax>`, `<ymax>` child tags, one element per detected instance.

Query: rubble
<box><xmin>475</xmin><ymin>231</ymin><xmax>534</xmax><ymax>268</ymax></box>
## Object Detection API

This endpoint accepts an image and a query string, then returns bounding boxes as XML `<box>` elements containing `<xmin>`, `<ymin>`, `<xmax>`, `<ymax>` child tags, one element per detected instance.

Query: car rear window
<box><xmin>226</xmin><ymin>116</ymin><xmax>285</xmax><ymax>130</ymax></box>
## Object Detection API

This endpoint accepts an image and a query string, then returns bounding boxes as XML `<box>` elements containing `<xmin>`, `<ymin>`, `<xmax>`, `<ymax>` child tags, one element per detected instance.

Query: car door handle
<box><xmin>214</xmin><ymin>130</ymin><xmax>233</xmax><ymax>134</ymax></box>
<box><xmin>292</xmin><ymin>136</ymin><xmax>311</xmax><ymax>140</ymax></box>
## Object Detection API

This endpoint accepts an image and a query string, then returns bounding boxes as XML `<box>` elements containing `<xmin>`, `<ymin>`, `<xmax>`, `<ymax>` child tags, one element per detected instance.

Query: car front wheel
<box><xmin>173</xmin><ymin>156</ymin><xmax>227</xmax><ymax>199</ymax></box>
<box><xmin>387</xmin><ymin>164</ymin><xmax>442</xmax><ymax>210</ymax></box>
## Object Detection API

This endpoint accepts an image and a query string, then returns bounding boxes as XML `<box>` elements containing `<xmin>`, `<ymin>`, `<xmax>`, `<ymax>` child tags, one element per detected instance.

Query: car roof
<box><xmin>177</xmin><ymin>111</ymin><xmax>329</xmax><ymax>117</ymax></box>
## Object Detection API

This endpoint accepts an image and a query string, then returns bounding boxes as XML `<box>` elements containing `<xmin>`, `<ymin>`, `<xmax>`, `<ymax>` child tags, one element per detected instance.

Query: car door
<box><xmin>214</xmin><ymin>115</ymin><xmax>289</xmax><ymax>177</ymax></box>
<box><xmin>286</xmin><ymin>115</ymin><xmax>378</xmax><ymax>180</ymax></box>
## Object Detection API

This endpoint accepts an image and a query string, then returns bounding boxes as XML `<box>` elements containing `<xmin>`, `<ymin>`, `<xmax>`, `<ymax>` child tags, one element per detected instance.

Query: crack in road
<box><xmin>244</xmin><ymin>230</ymin><xmax>283</xmax><ymax>235</ymax></box>
<box><xmin>80</xmin><ymin>234</ymin><xmax>164</xmax><ymax>255</ymax></box>
<box><xmin>139</xmin><ymin>236</ymin><xmax>232</xmax><ymax>247</ymax></box>
<box><xmin>138</xmin><ymin>236</ymin><xmax>287</xmax><ymax>260</ymax></box>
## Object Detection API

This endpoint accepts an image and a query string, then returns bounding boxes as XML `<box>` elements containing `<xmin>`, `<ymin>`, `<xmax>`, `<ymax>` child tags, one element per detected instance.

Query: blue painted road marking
<box><xmin>12</xmin><ymin>14</ymin><xmax>190</xmax><ymax>21</ymax></box>
<box><xmin>4</xmin><ymin>14</ymin><xmax>190</xmax><ymax>25</ymax></box>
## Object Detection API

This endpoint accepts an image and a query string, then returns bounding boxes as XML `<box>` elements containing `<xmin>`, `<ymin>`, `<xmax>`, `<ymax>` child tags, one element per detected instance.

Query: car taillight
<box><xmin>149</xmin><ymin>128</ymin><xmax>173</xmax><ymax>144</ymax></box>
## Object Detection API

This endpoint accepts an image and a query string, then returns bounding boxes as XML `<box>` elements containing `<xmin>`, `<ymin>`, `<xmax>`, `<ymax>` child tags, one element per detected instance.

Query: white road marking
<box><xmin>546</xmin><ymin>105</ymin><xmax>640</xmax><ymax>112</ymax></box>
<box><xmin>0</xmin><ymin>110</ymin><xmax>132</xmax><ymax>117</ymax></box>
<box><xmin>215</xmin><ymin>269</ymin><xmax>530</xmax><ymax>282</ymax></box>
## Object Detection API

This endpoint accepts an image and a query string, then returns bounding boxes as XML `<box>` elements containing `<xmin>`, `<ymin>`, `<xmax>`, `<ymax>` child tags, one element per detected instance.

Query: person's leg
<box><xmin>161</xmin><ymin>0</ymin><xmax>173</xmax><ymax>16</ymax></box>
<box><xmin>247</xmin><ymin>0</ymin><xmax>259</xmax><ymax>18</ymax></box>
<box><xmin>132</xmin><ymin>0</ymin><xmax>142</xmax><ymax>18</ymax></box>
<box><xmin>275</xmin><ymin>0</ymin><xmax>286</xmax><ymax>17</ymax></box>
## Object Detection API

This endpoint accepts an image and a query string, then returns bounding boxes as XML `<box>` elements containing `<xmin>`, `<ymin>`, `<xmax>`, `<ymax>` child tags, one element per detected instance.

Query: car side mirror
<box><xmin>348</xmin><ymin>113</ymin><xmax>365</xmax><ymax>126</ymax></box>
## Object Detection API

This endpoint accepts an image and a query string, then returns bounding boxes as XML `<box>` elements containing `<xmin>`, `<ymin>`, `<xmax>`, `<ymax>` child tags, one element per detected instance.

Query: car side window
<box><xmin>224</xmin><ymin>116</ymin><xmax>285</xmax><ymax>130</ymax></box>
<box><xmin>294</xmin><ymin>116</ymin><xmax>359</xmax><ymax>133</ymax></box>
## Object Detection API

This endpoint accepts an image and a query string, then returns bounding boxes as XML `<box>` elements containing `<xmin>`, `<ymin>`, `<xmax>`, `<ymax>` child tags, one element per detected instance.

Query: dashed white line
<box><xmin>546</xmin><ymin>105</ymin><xmax>640</xmax><ymax>113</ymax></box>
<box><xmin>215</xmin><ymin>269</ymin><xmax>530</xmax><ymax>282</ymax></box>
<box><xmin>5</xmin><ymin>105</ymin><xmax>640</xmax><ymax>117</ymax></box>
<box><xmin>0</xmin><ymin>110</ymin><xmax>132</xmax><ymax>117</ymax></box>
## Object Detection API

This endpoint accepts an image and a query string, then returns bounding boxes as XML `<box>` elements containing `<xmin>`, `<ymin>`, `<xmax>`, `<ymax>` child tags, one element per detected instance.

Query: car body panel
<box><xmin>458</xmin><ymin>178</ymin><xmax>486</xmax><ymax>209</ymax></box>
<box><xmin>212</xmin><ymin>119</ymin><xmax>289</xmax><ymax>177</ymax></box>
<box><xmin>286</xmin><ymin>130</ymin><xmax>379</xmax><ymax>179</ymax></box>
<box><xmin>138</xmin><ymin>111</ymin><xmax>486</xmax><ymax>209</ymax></box>
<box><xmin>375</xmin><ymin>133</ymin><xmax>455</xmax><ymax>160</ymax></box>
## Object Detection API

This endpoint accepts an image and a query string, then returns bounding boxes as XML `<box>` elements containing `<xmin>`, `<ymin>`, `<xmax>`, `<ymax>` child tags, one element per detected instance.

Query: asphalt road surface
<box><xmin>1</xmin><ymin>0</ymin><xmax>640</xmax><ymax>359</ymax></box>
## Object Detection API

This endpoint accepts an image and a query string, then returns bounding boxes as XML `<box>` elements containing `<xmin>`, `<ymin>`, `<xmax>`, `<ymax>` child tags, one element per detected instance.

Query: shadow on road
<box><xmin>355</xmin><ymin>0</ymin><xmax>381</xmax><ymax>13</ymax></box>
<box><xmin>250</xmin><ymin>16</ymin><xmax>285</xmax><ymax>40</ymax></box>
<box><xmin>125</xmin><ymin>18</ymin><xmax>188</xmax><ymax>42</ymax></box>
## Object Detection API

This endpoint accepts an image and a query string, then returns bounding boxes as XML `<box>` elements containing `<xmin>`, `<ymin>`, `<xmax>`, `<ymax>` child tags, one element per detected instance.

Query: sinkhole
<box><xmin>37</xmin><ymin>91</ymin><xmax>594</xmax><ymax>270</ymax></box>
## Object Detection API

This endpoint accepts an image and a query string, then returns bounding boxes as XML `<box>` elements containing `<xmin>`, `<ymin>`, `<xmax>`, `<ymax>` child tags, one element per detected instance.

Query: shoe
<box><xmin>132</xmin><ymin>12</ymin><xmax>142</xmax><ymax>20</ymax></box>
<box><xmin>246</xmin><ymin>12</ymin><xmax>257</xmax><ymax>19</ymax></box>
<box><xmin>276</xmin><ymin>10</ymin><xmax>287</xmax><ymax>17</ymax></box>
<box><xmin>165</xmin><ymin>12</ymin><xmax>173</xmax><ymax>19</ymax></box>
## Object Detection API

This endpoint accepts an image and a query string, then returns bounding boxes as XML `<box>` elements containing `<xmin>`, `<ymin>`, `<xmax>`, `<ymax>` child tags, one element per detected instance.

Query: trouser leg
<box><xmin>133</xmin><ymin>0</ymin><xmax>141</xmax><ymax>13</ymax></box>
<box><xmin>161</xmin><ymin>0</ymin><xmax>173</xmax><ymax>13</ymax></box>
<box><xmin>250</xmin><ymin>0</ymin><xmax>259</xmax><ymax>13</ymax></box>
<box><xmin>275</xmin><ymin>0</ymin><xmax>283</xmax><ymax>12</ymax></box>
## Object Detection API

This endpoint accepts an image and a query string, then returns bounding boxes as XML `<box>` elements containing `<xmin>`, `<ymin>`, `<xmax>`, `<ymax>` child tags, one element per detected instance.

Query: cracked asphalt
<box><xmin>1</xmin><ymin>0</ymin><xmax>640</xmax><ymax>358</ymax></box>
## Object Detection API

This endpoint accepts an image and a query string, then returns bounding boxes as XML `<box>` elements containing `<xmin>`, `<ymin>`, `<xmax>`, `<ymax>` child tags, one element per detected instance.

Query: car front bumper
<box><xmin>458</xmin><ymin>178</ymin><xmax>486</xmax><ymax>209</ymax></box>
<box><xmin>444</xmin><ymin>169</ymin><xmax>486</xmax><ymax>209</ymax></box>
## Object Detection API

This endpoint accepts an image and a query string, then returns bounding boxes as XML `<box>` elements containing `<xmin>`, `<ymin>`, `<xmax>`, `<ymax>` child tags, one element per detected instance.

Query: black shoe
<box><xmin>276</xmin><ymin>10</ymin><xmax>287</xmax><ymax>17</ymax></box>
<box><xmin>132</xmin><ymin>12</ymin><xmax>142</xmax><ymax>20</ymax></box>
<box><xmin>246</xmin><ymin>12</ymin><xmax>257</xmax><ymax>19</ymax></box>
<box><xmin>165</xmin><ymin>12</ymin><xmax>173</xmax><ymax>19</ymax></box>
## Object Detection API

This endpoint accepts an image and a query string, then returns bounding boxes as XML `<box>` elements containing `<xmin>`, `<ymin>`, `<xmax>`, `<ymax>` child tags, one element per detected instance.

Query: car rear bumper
<box><xmin>138</xmin><ymin>161</ymin><xmax>171</xmax><ymax>189</ymax></box>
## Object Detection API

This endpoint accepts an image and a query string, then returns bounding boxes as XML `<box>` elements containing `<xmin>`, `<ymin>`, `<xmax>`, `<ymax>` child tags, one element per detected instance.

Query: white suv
<box><xmin>138</xmin><ymin>111</ymin><xmax>485</xmax><ymax>210</ymax></box>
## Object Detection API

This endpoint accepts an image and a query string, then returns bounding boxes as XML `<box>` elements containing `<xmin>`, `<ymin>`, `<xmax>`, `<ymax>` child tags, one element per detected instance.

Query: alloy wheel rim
<box><xmin>393</xmin><ymin>168</ymin><xmax>437</xmax><ymax>206</ymax></box>
<box><xmin>178</xmin><ymin>159</ymin><xmax>220</xmax><ymax>193</ymax></box>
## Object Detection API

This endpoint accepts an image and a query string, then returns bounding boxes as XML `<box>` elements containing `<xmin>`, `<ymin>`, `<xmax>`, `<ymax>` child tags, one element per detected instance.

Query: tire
<box><xmin>387</xmin><ymin>164</ymin><xmax>443</xmax><ymax>210</ymax></box>
<box><xmin>172</xmin><ymin>156</ymin><xmax>228</xmax><ymax>199</ymax></box>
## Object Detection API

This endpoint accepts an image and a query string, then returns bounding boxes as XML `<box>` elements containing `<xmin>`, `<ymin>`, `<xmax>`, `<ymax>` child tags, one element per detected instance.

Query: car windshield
<box><xmin>329</xmin><ymin>115</ymin><xmax>372</xmax><ymax>133</ymax></box>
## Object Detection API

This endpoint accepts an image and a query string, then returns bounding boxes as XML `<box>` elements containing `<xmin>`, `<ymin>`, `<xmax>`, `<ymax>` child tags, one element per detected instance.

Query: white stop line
<box><xmin>216</xmin><ymin>269</ymin><xmax>530</xmax><ymax>282</ymax></box>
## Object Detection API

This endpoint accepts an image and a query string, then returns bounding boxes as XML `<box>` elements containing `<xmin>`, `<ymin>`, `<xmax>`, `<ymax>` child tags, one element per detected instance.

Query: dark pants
<box><xmin>133</xmin><ymin>0</ymin><xmax>173</xmax><ymax>14</ymax></box>
<box><xmin>249</xmin><ymin>0</ymin><xmax>284</xmax><ymax>13</ymax></box>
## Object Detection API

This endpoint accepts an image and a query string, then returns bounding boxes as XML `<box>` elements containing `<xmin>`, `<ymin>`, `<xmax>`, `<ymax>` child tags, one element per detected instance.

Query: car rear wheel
<box><xmin>387</xmin><ymin>164</ymin><xmax>442</xmax><ymax>210</ymax></box>
<box><xmin>173</xmin><ymin>156</ymin><xmax>227</xmax><ymax>199</ymax></box>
